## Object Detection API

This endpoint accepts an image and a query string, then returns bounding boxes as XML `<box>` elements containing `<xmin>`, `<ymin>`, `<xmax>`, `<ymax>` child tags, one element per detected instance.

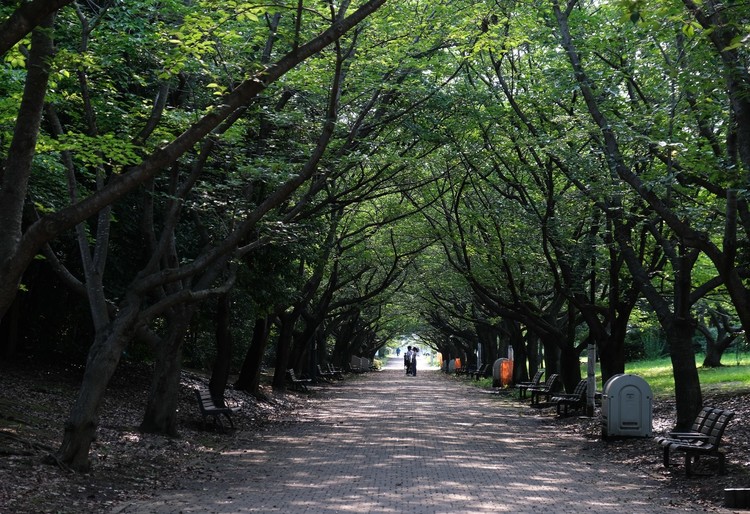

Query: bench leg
<box><xmin>718</xmin><ymin>453</ymin><xmax>725</xmax><ymax>475</ymax></box>
<box><xmin>685</xmin><ymin>452</ymin><xmax>692</xmax><ymax>476</ymax></box>
<box><xmin>663</xmin><ymin>446</ymin><xmax>671</xmax><ymax>468</ymax></box>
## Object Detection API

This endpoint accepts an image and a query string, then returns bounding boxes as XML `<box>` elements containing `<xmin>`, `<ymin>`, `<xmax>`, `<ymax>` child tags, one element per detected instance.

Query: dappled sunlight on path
<box><xmin>114</xmin><ymin>366</ymin><xmax>724</xmax><ymax>514</ymax></box>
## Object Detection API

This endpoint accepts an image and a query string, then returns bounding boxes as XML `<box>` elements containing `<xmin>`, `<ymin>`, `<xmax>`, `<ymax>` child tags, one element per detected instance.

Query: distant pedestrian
<box><xmin>404</xmin><ymin>346</ymin><xmax>413</xmax><ymax>374</ymax></box>
<box><xmin>411</xmin><ymin>347</ymin><xmax>419</xmax><ymax>376</ymax></box>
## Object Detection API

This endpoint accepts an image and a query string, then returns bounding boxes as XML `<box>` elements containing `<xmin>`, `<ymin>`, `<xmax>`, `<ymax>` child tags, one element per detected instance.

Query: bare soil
<box><xmin>0</xmin><ymin>360</ymin><xmax>306</xmax><ymax>514</ymax></box>
<box><xmin>0</xmin><ymin>361</ymin><xmax>748</xmax><ymax>513</ymax></box>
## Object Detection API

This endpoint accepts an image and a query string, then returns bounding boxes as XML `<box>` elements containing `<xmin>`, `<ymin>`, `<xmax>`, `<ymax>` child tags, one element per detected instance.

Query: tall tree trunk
<box><xmin>139</xmin><ymin>305</ymin><xmax>193</xmax><ymax>435</ymax></box>
<box><xmin>272</xmin><ymin>310</ymin><xmax>299</xmax><ymax>390</ymax></box>
<box><xmin>0</xmin><ymin>295</ymin><xmax>21</xmax><ymax>359</ymax></box>
<box><xmin>540</xmin><ymin>334</ymin><xmax>560</xmax><ymax>376</ymax></box>
<box><xmin>558</xmin><ymin>344</ymin><xmax>582</xmax><ymax>393</ymax></box>
<box><xmin>670</xmin><ymin>247</ymin><xmax>703</xmax><ymax>429</ymax></box>
<box><xmin>589</xmin><ymin>252</ymin><xmax>637</xmax><ymax>384</ymax></box>
<box><xmin>499</xmin><ymin>319</ymin><xmax>528</xmax><ymax>383</ymax></box>
<box><xmin>667</xmin><ymin>317</ymin><xmax>702</xmax><ymax>429</ymax></box>
<box><xmin>597</xmin><ymin>298</ymin><xmax>634</xmax><ymax>383</ymax></box>
<box><xmin>0</xmin><ymin>14</ymin><xmax>55</xmax><ymax>308</ymax></box>
<box><xmin>234</xmin><ymin>316</ymin><xmax>271</xmax><ymax>396</ymax></box>
<box><xmin>290</xmin><ymin>326</ymin><xmax>312</xmax><ymax>376</ymax></box>
<box><xmin>702</xmin><ymin>345</ymin><xmax>723</xmax><ymax>368</ymax></box>
<box><xmin>209</xmin><ymin>293</ymin><xmax>233</xmax><ymax>403</ymax></box>
<box><xmin>316</xmin><ymin>328</ymin><xmax>328</xmax><ymax>367</ymax></box>
<box><xmin>594</xmin><ymin>294</ymin><xmax>638</xmax><ymax>385</ymax></box>
<box><xmin>526</xmin><ymin>332</ymin><xmax>540</xmax><ymax>378</ymax></box>
<box><xmin>332</xmin><ymin>332</ymin><xmax>351</xmax><ymax>370</ymax></box>
<box><xmin>56</xmin><ymin>298</ymin><xmax>140</xmax><ymax>471</ymax></box>
<box><xmin>475</xmin><ymin>321</ymin><xmax>498</xmax><ymax>366</ymax></box>
<box><xmin>598</xmin><ymin>333</ymin><xmax>626</xmax><ymax>385</ymax></box>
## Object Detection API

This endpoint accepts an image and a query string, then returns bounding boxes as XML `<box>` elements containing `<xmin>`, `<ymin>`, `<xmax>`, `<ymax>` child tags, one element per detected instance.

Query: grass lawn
<box><xmin>624</xmin><ymin>354</ymin><xmax>750</xmax><ymax>397</ymax></box>
<box><xmin>472</xmin><ymin>352</ymin><xmax>750</xmax><ymax>397</ymax></box>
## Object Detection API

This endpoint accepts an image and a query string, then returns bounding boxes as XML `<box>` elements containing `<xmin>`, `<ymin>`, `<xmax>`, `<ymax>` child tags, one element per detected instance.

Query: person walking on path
<box><xmin>404</xmin><ymin>346</ymin><xmax>413</xmax><ymax>375</ymax></box>
<box><xmin>411</xmin><ymin>347</ymin><xmax>419</xmax><ymax>376</ymax></box>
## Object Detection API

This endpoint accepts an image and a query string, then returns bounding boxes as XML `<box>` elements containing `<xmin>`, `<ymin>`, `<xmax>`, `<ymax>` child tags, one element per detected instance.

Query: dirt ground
<box><xmin>536</xmin><ymin>388</ymin><xmax>750</xmax><ymax>511</ymax></box>
<box><xmin>0</xmin><ymin>361</ymin><xmax>748</xmax><ymax>514</ymax></box>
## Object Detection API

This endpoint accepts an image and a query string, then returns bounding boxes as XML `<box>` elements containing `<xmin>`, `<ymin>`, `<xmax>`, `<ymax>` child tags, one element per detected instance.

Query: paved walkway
<box><xmin>114</xmin><ymin>360</ymin><xmax>727</xmax><ymax>513</ymax></box>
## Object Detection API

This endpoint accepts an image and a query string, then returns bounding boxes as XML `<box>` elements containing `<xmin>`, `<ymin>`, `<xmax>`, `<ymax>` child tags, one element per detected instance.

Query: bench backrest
<box><xmin>530</xmin><ymin>369</ymin><xmax>544</xmax><ymax>385</ymax></box>
<box><xmin>571</xmin><ymin>379</ymin><xmax>588</xmax><ymax>398</ymax></box>
<box><xmin>195</xmin><ymin>388</ymin><xmax>216</xmax><ymax>409</ymax></box>
<box><xmin>691</xmin><ymin>408</ymin><xmax>722</xmax><ymax>438</ymax></box>
<box><xmin>690</xmin><ymin>407</ymin><xmax>716</xmax><ymax>432</ymax></box>
<box><xmin>706</xmin><ymin>409</ymin><xmax>734</xmax><ymax>447</ymax></box>
<box><xmin>542</xmin><ymin>373</ymin><xmax>559</xmax><ymax>390</ymax></box>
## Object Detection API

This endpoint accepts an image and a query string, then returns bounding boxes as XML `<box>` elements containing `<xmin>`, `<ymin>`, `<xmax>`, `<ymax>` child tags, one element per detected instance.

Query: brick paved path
<box><xmin>114</xmin><ymin>362</ymin><xmax>726</xmax><ymax>513</ymax></box>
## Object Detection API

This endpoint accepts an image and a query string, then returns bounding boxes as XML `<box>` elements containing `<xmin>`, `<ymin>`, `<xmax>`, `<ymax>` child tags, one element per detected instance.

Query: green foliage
<box><xmin>41</xmin><ymin>132</ymin><xmax>141</xmax><ymax>169</ymax></box>
<box><xmin>5</xmin><ymin>0</ymin><xmax>750</xmax><ymax>393</ymax></box>
<box><xmin>624</xmin><ymin>326</ymin><xmax>667</xmax><ymax>361</ymax></box>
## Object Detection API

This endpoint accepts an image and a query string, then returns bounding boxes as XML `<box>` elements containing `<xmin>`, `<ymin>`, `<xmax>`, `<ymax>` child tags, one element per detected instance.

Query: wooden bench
<box><xmin>317</xmin><ymin>364</ymin><xmax>337</xmax><ymax>382</ymax></box>
<box><xmin>654</xmin><ymin>406</ymin><xmax>719</xmax><ymax>444</ymax></box>
<box><xmin>327</xmin><ymin>363</ymin><xmax>344</xmax><ymax>379</ymax></box>
<box><xmin>656</xmin><ymin>407</ymin><xmax>734</xmax><ymax>476</ymax></box>
<box><xmin>471</xmin><ymin>363</ymin><xmax>490</xmax><ymax>380</ymax></box>
<box><xmin>551</xmin><ymin>379</ymin><xmax>587</xmax><ymax>416</ymax></box>
<box><xmin>287</xmin><ymin>369</ymin><xmax>312</xmax><ymax>392</ymax></box>
<box><xmin>528</xmin><ymin>373</ymin><xmax>560</xmax><ymax>406</ymax></box>
<box><xmin>515</xmin><ymin>370</ymin><xmax>544</xmax><ymax>399</ymax></box>
<box><xmin>194</xmin><ymin>388</ymin><xmax>239</xmax><ymax>430</ymax></box>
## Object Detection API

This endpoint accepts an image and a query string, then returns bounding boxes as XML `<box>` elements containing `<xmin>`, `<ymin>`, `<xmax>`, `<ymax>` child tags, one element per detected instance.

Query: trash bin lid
<box><xmin>602</xmin><ymin>374</ymin><xmax>652</xmax><ymax>398</ymax></box>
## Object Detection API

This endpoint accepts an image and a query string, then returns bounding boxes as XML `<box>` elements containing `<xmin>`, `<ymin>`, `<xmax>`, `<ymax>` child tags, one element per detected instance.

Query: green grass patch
<box><xmin>622</xmin><ymin>354</ymin><xmax>750</xmax><ymax>397</ymax></box>
<box><xmin>466</xmin><ymin>352</ymin><xmax>750</xmax><ymax>399</ymax></box>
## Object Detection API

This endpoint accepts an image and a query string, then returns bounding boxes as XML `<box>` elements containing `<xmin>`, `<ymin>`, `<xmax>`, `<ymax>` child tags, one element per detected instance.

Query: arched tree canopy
<box><xmin>1</xmin><ymin>0</ymin><xmax>749</xmax><ymax>466</ymax></box>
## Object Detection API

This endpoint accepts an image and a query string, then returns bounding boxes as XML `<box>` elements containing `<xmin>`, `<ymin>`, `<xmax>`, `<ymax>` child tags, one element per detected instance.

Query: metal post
<box><xmin>586</xmin><ymin>343</ymin><xmax>596</xmax><ymax>417</ymax></box>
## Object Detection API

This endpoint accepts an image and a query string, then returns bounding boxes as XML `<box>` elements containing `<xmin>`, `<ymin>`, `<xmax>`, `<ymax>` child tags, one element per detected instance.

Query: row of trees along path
<box><xmin>1</xmin><ymin>0</ymin><xmax>749</xmax><ymax>473</ymax></box>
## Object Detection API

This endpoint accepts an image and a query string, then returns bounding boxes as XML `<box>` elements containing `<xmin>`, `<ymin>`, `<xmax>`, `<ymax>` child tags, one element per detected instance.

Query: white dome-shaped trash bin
<box><xmin>601</xmin><ymin>374</ymin><xmax>653</xmax><ymax>439</ymax></box>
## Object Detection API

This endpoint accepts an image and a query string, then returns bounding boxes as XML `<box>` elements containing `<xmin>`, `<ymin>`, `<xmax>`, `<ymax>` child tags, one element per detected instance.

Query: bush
<box><xmin>624</xmin><ymin>326</ymin><xmax>667</xmax><ymax>361</ymax></box>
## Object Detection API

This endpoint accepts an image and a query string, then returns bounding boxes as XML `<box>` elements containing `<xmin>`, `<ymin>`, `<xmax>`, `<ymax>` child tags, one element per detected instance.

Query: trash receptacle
<box><xmin>500</xmin><ymin>359</ymin><xmax>513</xmax><ymax>386</ymax></box>
<box><xmin>601</xmin><ymin>374</ymin><xmax>652</xmax><ymax>438</ymax></box>
<box><xmin>492</xmin><ymin>358</ymin><xmax>513</xmax><ymax>387</ymax></box>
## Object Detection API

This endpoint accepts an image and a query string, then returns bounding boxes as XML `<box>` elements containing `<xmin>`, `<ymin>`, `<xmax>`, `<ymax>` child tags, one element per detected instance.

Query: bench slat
<box><xmin>194</xmin><ymin>388</ymin><xmax>237</xmax><ymax>430</ymax></box>
<box><xmin>287</xmin><ymin>369</ymin><xmax>312</xmax><ymax>392</ymax></box>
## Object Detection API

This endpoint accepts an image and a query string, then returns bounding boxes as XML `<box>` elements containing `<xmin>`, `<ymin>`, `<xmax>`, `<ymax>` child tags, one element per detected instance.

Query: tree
<box><xmin>0</xmin><ymin>0</ymin><xmax>389</xmax><ymax>327</ymax></box>
<box><xmin>20</xmin><ymin>0</ymin><xmax>391</xmax><ymax>471</ymax></box>
<box><xmin>550</xmin><ymin>0</ymin><xmax>733</xmax><ymax>425</ymax></box>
